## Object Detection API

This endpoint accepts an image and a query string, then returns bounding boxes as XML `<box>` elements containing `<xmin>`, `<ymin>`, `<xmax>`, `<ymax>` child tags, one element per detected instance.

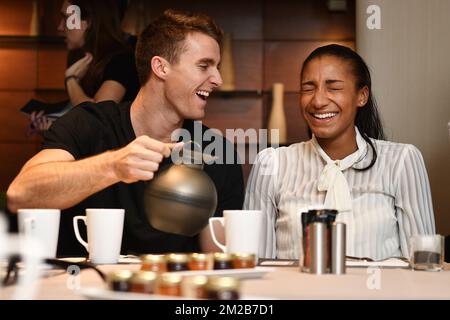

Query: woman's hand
<box><xmin>65</xmin><ymin>53</ymin><xmax>93</xmax><ymax>79</ymax></box>
<box><xmin>30</xmin><ymin>111</ymin><xmax>54</xmax><ymax>135</ymax></box>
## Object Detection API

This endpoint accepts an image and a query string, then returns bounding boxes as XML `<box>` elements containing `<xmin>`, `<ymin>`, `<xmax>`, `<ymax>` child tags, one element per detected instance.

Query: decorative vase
<box><xmin>29</xmin><ymin>0</ymin><xmax>40</xmax><ymax>36</ymax></box>
<box><xmin>219</xmin><ymin>32</ymin><xmax>236</xmax><ymax>91</ymax></box>
<box><xmin>267</xmin><ymin>83</ymin><xmax>287</xmax><ymax>145</ymax></box>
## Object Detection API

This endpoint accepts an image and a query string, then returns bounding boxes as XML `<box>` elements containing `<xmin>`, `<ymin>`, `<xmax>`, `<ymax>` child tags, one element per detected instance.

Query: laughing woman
<box><xmin>244</xmin><ymin>44</ymin><xmax>435</xmax><ymax>260</ymax></box>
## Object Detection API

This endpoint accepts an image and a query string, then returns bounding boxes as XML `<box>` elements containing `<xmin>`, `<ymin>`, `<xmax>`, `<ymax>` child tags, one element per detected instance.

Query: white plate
<box><xmin>77</xmin><ymin>287</ymin><xmax>190</xmax><ymax>300</ymax></box>
<box><xmin>346</xmin><ymin>258</ymin><xmax>410</xmax><ymax>268</ymax></box>
<box><xmin>77</xmin><ymin>287</ymin><xmax>276</xmax><ymax>300</ymax></box>
<box><xmin>167</xmin><ymin>266</ymin><xmax>276</xmax><ymax>279</ymax></box>
<box><xmin>0</xmin><ymin>259</ymin><xmax>54</xmax><ymax>270</ymax></box>
<box><xmin>58</xmin><ymin>255</ymin><xmax>141</xmax><ymax>265</ymax></box>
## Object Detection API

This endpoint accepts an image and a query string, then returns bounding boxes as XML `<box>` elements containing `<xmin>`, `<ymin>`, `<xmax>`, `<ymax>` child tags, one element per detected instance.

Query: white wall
<box><xmin>356</xmin><ymin>0</ymin><xmax>450</xmax><ymax>235</ymax></box>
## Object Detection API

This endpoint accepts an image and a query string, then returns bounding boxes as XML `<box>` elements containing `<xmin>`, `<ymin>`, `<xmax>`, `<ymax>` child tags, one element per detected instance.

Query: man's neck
<box><xmin>130</xmin><ymin>84</ymin><xmax>183</xmax><ymax>143</ymax></box>
<box><xmin>316</xmin><ymin>126</ymin><xmax>358</xmax><ymax>161</ymax></box>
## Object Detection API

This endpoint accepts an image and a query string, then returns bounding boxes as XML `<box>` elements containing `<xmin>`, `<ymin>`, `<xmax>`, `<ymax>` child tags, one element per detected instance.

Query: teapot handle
<box><xmin>172</xmin><ymin>140</ymin><xmax>219</xmax><ymax>166</ymax></box>
<box><xmin>209</xmin><ymin>218</ymin><xmax>226</xmax><ymax>252</ymax></box>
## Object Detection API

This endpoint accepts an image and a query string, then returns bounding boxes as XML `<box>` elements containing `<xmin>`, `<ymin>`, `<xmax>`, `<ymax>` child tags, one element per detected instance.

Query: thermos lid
<box><xmin>302</xmin><ymin>209</ymin><xmax>338</xmax><ymax>226</ymax></box>
<box><xmin>129</xmin><ymin>271</ymin><xmax>157</xmax><ymax>284</ymax></box>
<box><xmin>206</xmin><ymin>277</ymin><xmax>240</xmax><ymax>291</ymax></box>
<box><xmin>107</xmin><ymin>269</ymin><xmax>133</xmax><ymax>283</ymax></box>
<box><xmin>140</xmin><ymin>254</ymin><xmax>166</xmax><ymax>264</ymax></box>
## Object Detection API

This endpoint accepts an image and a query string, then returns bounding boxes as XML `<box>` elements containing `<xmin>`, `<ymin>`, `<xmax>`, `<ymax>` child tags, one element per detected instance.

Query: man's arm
<box><xmin>66</xmin><ymin>78</ymin><xmax>126</xmax><ymax>106</ymax></box>
<box><xmin>7</xmin><ymin>136</ymin><xmax>176</xmax><ymax>213</ymax></box>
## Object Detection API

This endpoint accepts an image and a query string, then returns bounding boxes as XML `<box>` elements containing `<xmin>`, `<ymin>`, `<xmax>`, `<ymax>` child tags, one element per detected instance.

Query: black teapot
<box><xmin>143</xmin><ymin>143</ymin><xmax>218</xmax><ymax>236</ymax></box>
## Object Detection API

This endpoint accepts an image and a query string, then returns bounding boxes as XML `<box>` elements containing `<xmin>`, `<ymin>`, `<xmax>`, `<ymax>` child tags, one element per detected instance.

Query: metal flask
<box><xmin>143</xmin><ymin>144</ymin><xmax>218</xmax><ymax>237</ymax></box>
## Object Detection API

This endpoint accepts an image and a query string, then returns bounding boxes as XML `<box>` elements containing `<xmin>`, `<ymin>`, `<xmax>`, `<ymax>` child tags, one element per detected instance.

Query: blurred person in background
<box><xmin>31</xmin><ymin>0</ymin><xmax>139</xmax><ymax>133</ymax></box>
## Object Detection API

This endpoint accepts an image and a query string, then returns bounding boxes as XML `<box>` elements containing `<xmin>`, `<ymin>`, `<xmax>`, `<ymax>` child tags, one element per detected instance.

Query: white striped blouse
<box><xmin>243</xmin><ymin>127</ymin><xmax>435</xmax><ymax>260</ymax></box>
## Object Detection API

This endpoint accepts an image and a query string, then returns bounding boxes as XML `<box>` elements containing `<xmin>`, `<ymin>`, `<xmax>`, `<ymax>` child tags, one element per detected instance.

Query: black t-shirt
<box><xmin>42</xmin><ymin>101</ymin><xmax>244</xmax><ymax>256</ymax></box>
<box><xmin>101</xmin><ymin>51</ymin><xmax>140</xmax><ymax>102</ymax></box>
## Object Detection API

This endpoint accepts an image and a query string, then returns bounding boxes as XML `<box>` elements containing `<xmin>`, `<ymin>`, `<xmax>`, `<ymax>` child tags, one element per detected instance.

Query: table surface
<box><xmin>2</xmin><ymin>262</ymin><xmax>450</xmax><ymax>300</ymax></box>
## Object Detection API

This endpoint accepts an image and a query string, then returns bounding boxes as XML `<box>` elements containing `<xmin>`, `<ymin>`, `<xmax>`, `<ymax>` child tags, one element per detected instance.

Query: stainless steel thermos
<box><xmin>300</xmin><ymin>209</ymin><xmax>346</xmax><ymax>275</ymax></box>
<box><xmin>331</xmin><ymin>222</ymin><xmax>346</xmax><ymax>274</ymax></box>
<box><xmin>310</xmin><ymin>222</ymin><xmax>328</xmax><ymax>274</ymax></box>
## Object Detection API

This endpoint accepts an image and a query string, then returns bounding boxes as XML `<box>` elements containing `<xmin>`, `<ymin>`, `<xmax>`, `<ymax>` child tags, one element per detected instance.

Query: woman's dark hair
<box><xmin>69</xmin><ymin>0</ymin><xmax>131</xmax><ymax>96</ymax></box>
<box><xmin>300</xmin><ymin>44</ymin><xmax>385</xmax><ymax>171</ymax></box>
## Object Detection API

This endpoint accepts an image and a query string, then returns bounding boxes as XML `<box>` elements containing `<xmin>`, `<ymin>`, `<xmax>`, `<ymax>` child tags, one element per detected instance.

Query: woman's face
<box><xmin>300</xmin><ymin>55</ymin><xmax>368</xmax><ymax>142</ymax></box>
<box><xmin>57</xmin><ymin>0</ymin><xmax>88</xmax><ymax>50</ymax></box>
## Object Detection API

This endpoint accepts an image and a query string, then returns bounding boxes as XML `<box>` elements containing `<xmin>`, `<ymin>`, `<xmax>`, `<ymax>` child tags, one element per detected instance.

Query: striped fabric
<box><xmin>243</xmin><ymin>127</ymin><xmax>435</xmax><ymax>260</ymax></box>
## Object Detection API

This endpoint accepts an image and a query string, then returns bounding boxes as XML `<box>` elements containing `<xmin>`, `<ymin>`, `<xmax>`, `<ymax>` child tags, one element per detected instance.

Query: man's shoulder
<box><xmin>65</xmin><ymin>101</ymin><xmax>125</xmax><ymax>121</ymax></box>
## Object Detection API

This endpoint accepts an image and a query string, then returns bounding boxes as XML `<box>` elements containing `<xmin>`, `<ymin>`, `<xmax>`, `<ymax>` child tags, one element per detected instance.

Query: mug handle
<box><xmin>73</xmin><ymin>216</ymin><xmax>89</xmax><ymax>252</ymax></box>
<box><xmin>209</xmin><ymin>218</ymin><xmax>226</xmax><ymax>252</ymax></box>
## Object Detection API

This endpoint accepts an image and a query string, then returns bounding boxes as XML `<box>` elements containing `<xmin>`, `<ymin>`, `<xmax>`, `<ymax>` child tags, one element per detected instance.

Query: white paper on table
<box><xmin>345</xmin><ymin>257</ymin><xmax>410</xmax><ymax>268</ymax></box>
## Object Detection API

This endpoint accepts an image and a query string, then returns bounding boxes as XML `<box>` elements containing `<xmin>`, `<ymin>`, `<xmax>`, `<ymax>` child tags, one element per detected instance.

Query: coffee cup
<box><xmin>17</xmin><ymin>209</ymin><xmax>60</xmax><ymax>258</ymax></box>
<box><xmin>209</xmin><ymin>210</ymin><xmax>263</xmax><ymax>259</ymax></box>
<box><xmin>73</xmin><ymin>208</ymin><xmax>124</xmax><ymax>264</ymax></box>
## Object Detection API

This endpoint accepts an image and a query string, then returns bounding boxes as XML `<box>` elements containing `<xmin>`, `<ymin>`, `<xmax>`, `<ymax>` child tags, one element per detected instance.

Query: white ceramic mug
<box><xmin>0</xmin><ymin>232</ymin><xmax>45</xmax><ymax>299</ymax></box>
<box><xmin>209</xmin><ymin>210</ymin><xmax>263</xmax><ymax>258</ymax></box>
<box><xmin>17</xmin><ymin>209</ymin><xmax>61</xmax><ymax>258</ymax></box>
<box><xmin>73</xmin><ymin>208</ymin><xmax>124</xmax><ymax>264</ymax></box>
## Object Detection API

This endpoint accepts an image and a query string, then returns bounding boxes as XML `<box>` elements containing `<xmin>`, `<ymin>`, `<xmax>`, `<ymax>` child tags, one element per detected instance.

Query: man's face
<box><xmin>163</xmin><ymin>32</ymin><xmax>223</xmax><ymax>120</ymax></box>
<box><xmin>57</xmin><ymin>0</ymin><xmax>88</xmax><ymax>50</ymax></box>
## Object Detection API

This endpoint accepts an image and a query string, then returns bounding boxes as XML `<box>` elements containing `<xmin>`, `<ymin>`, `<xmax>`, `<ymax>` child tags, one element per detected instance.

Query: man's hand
<box><xmin>65</xmin><ymin>53</ymin><xmax>93</xmax><ymax>79</ymax></box>
<box><xmin>111</xmin><ymin>136</ymin><xmax>182</xmax><ymax>183</ymax></box>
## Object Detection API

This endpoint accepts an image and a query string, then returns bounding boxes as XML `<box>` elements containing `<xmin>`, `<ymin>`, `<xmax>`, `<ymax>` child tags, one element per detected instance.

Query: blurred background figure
<box><xmin>30</xmin><ymin>0</ymin><xmax>139</xmax><ymax>134</ymax></box>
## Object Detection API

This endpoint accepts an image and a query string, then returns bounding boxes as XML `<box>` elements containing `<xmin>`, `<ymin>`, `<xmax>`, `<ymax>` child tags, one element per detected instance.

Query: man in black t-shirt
<box><xmin>7</xmin><ymin>10</ymin><xmax>243</xmax><ymax>256</ymax></box>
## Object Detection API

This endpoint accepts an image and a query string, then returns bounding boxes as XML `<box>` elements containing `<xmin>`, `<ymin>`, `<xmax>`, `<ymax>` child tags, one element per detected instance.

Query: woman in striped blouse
<box><xmin>244</xmin><ymin>44</ymin><xmax>435</xmax><ymax>260</ymax></box>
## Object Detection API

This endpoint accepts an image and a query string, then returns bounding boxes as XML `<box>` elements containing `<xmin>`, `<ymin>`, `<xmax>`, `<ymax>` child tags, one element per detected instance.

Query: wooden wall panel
<box><xmin>40</xmin><ymin>0</ymin><xmax>65</xmax><ymax>37</ymax></box>
<box><xmin>147</xmin><ymin>0</ymin><xmax>263</xmax><ymax>40</ymax></box>
<box><xmin>202</xmin><ymin>97</ymin><xmax>263</xmax><ymax>143</ymax></box>
<box><xmin>264</xmin><ymin>0</ymin><xmax>355</xmax><ymax>40</ymax></box>
<box><xmin>34</xmin><ymin>89</ymin><xmax>68</xmax><ymax>103</ymax></box>
<box><xmin>283</xmin><ymin>93</ymin><xmax>309</xmax><ymax>143</ymax></box>
<box><xmin>0</xmin><ymin>91</ymin><xmax>38</xmax><ymax>142</ymax></box>
<box><xmin>264</xmin><ymin>40</ymin><xmax>355</xmax><ymax>91</ymax></box>
<box><xmin>37</xmin><ymin>47</ymin><xmax>67</xmax><ymax>89</ymax></box>
<box><xmin>195</xmin><ymin>0</ymin><xmax>263</xmax><ymax>40</ymax></box>
<box><xmin>231</xmin><ymin>41</ymin><xmax>262</xmax><ymax>90</ymax></box>
<box><xmin>0</xmin><ymin>48</ymin><xmax>37</xmax><ymax>90</ymax></box>
<box><xmin>0</xmin><ymin>142</ymin><xmax>39</xmax><ymax>191</ymax></box>
<box><xmin>0</xmin><ymin>1</ymin><xmax>33</xmax><ymax>36</ymax></box>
